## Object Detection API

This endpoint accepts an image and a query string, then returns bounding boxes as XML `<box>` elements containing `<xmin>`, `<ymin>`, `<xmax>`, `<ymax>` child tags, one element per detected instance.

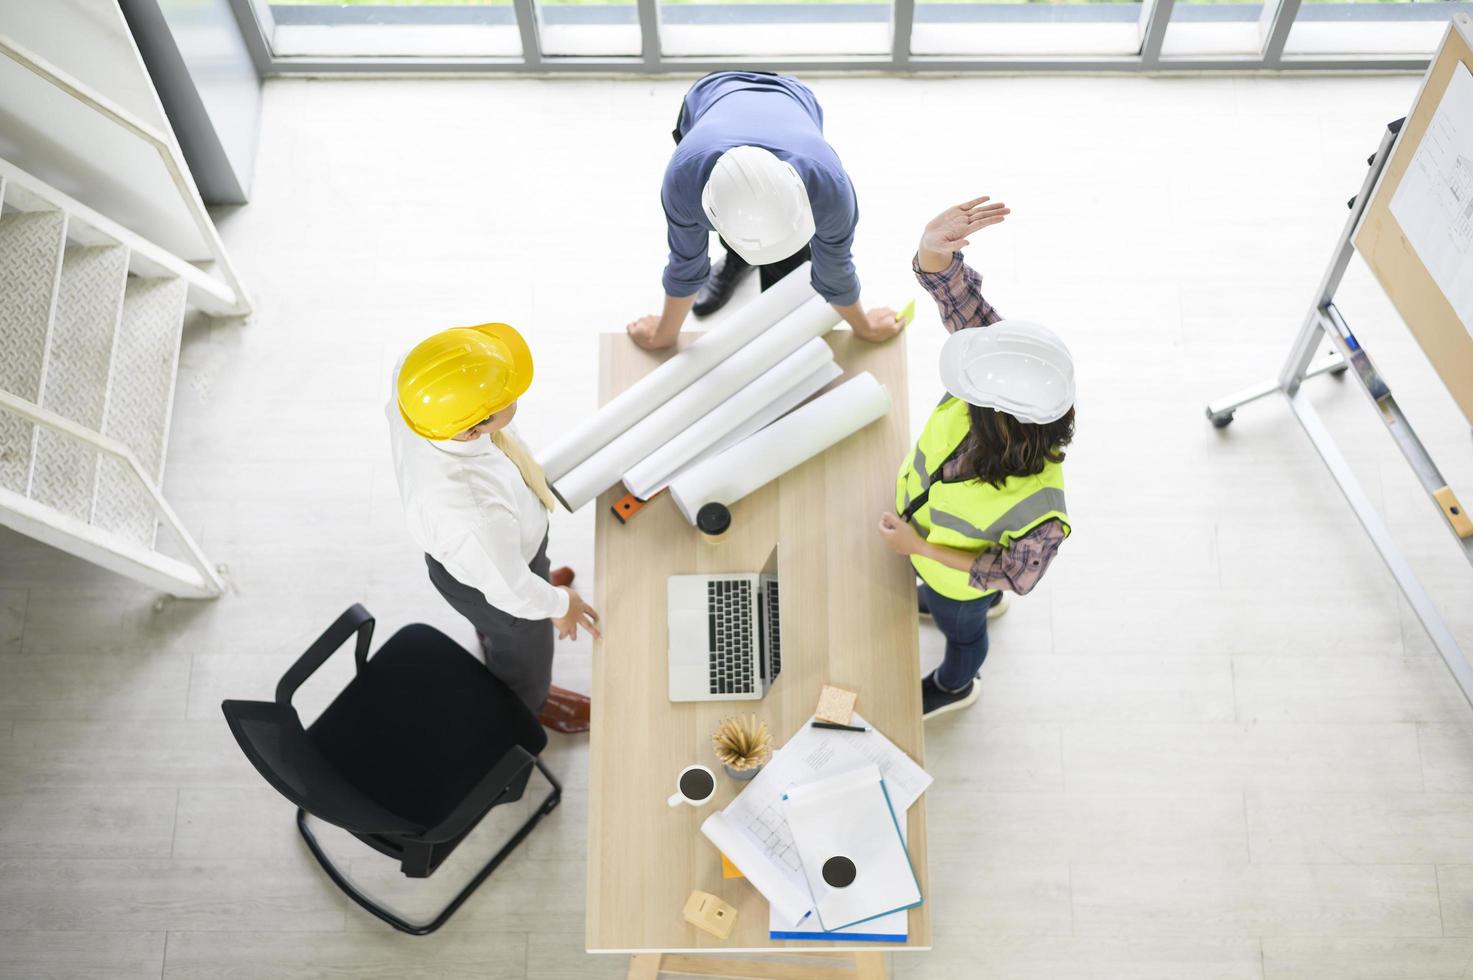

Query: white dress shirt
<box><xmin>386</xmin><ymin>389</ymin><xmax>569</xmax><ymax>621</ymax></box>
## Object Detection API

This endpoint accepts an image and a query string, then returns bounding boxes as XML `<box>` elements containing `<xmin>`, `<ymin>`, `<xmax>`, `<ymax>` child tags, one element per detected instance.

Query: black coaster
<box><xmin>822</xmin><ymin>855</ymin><xmax>857</xmax><ymax>888</ymax></box>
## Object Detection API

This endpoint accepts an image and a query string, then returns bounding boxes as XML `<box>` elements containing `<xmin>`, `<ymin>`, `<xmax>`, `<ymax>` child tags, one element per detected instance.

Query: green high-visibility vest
<box><xmin>895</xmin><ymin>396</ymin><xmax>1070</xmax><ymax>601</ymax></box>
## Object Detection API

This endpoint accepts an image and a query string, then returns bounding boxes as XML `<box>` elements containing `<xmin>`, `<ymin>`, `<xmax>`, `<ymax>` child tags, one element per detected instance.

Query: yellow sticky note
<box><xmin>897</xmin><ymin>299</ymin><xmax>916</xmax><ymax>327</ymax></box>
<box><xmin>720</xmin><ymin>853</ymin><xmax>744</xmax><ymax>879</ymax></box>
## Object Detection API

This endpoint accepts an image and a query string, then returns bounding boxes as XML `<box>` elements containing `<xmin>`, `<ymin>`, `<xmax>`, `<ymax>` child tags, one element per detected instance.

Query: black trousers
<box><xmin>425</xmin><ymin>535</ymin><xmax>554</xmax><ymax>713</ymax></box>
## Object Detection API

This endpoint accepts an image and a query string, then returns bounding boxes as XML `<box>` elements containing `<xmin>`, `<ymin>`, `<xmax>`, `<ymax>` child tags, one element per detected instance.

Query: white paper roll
<box><xmin>694</xmin><ymin>360</ymin><xmax>843</xmax><ymax>470</ymax></box>
<box><xmin>552</xmin><ymin>295</ymin><xmax>842</xmax><ymax>512</ymax></box>
<box><xmin>668</xmin><ymin>372</ymin><xmax>893</xmax><ymax>525</ymax></box>
<box><xmin>536</xmin><ymin>263</ymin><xmax>816</xmax><ymax>484</ymax></box>
<box><xmin>621</xmin><ymin>337</ymin><xmax>837</xmax><ymax>501</ymax></box>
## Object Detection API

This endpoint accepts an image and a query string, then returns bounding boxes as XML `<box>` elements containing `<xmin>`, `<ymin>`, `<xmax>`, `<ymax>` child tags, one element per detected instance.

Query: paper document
<box><xmin>784</xmin><ymin>765</ymin><xmax>923</xmax><ymax>932</ymax></box>
<box><xmin>1390</xmin><ymin>62</ymin><xmax>1473</xmax><ymax>332</ymax></box>
<box><xmin>771</xmin><ymin>905</ymin><xmax>908</xmax><ymax>942</ymax></box>
<box><xmin>770</xmin><ymin>818</ymin><xmax>912</xmax><ymax>942</ymax></box>
<box><xmin>699</xmin><ymin>713</ymin><xmax>931</xmax><ymax>927</ymax></box>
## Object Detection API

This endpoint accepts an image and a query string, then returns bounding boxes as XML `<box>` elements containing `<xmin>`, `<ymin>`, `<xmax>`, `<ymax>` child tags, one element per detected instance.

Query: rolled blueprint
<box><xmin>621</xmin><ymin>337</ymin><xmax>838</xmax><ymax>501</ymax></box>
<box><xmin>668</xmin><ymin>372</ymin><xmax>892</xmax><ymax>525</ymax></box>
<box><xmin>536</xmin><ymin>263</ymin><xmax>816</xmax><ymax>484</ymax></box>
<box><xmin>701</xmin><ymin>361</ymin><xmax>844</xmax><ymax>463</ymax></box>
<box><xmin>552</xmin><ymin>295</ymin><xmax>842</xmax><ymax>512</ymax></box>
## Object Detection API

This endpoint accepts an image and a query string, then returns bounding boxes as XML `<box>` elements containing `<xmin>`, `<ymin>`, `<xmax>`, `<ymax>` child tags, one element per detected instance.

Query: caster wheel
<box><xmin>1330</xmin><ymin>362</ymin><xmax>1349</xmax><ymax>378</ymax></box>
<box><xmin>1209</xmin><ymin>412</ymin><xmax>1234</xmax><ymax>429</ymax></box>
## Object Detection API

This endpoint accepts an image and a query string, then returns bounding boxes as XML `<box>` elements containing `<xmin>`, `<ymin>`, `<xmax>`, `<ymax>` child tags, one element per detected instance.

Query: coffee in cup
<box><xmin>668</xmin><ymin>764</ymin><xmax>717</xmax><ymax>807</ymax></box>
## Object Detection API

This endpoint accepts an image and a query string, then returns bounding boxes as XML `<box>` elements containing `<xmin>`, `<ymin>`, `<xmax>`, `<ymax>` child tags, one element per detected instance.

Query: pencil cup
<box><xmin>712</xmin><ymin>714</ymin><xmax>772</xmax><ymax>782</ymax></box>
<box><xmin>668</xmin><ymin>764</ymin><xmax>717</xmax><ymax>808</ymax></box>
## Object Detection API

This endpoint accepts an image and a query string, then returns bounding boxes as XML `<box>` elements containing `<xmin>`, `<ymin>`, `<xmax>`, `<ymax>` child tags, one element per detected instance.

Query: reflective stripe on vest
<box><xmin>912</xmin><ymin>445</ymin><xmax>932</xmax><ymax>490</ymax></box>
<box><xmin>927</xmin><ymin>486</ymin><xmax>1068</xmax><ymax>542</ymax></box>
<box><xmin>895</xmin><ymin>397</ymin><xmax>1069</xmax><ymax>601</ymax></box>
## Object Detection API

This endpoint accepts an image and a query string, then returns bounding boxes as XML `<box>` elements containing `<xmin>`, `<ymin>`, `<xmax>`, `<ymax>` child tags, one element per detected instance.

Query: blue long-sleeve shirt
<box><xmin>661</xmin><ymin>72</ymin><xmax>861</xmax><ymax>307</ymax></box>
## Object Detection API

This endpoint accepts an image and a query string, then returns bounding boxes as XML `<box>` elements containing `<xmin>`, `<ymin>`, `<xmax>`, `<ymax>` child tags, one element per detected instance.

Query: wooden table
<box><xmin>586</xmin><ymin>330</ymin><xmax>930</xmax><ymax>980</ymax></box>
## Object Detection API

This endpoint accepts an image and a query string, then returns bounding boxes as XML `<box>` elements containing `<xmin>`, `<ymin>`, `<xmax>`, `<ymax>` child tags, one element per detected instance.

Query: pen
<box><xmin>811</xmin><ymin>721</ymin><xmax>871</xmax><ymax>733</ymax></box>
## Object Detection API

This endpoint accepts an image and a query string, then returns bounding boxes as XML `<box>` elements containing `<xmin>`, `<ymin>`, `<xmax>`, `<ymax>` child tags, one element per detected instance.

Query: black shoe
<box><xmin>922</xmin><ymin>672</ymin><xmax>979</xmax><ymax>719</ymax></box>
<box><xmin>692</xmin><ymin>252</ymin><xmax>752</xmax><ymax>317</ymax></box>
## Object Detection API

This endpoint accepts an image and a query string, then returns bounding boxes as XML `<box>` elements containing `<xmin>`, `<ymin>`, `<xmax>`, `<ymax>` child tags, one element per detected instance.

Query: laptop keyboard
<box><xmin>708</xmin><ymin>579</ymin><xmax>755</xmax><ymax>695</ymax></box>
<box><xmin>765</xmin><ymin>578</ymin><xmax>782</xmax><ymax>679</ymax></box>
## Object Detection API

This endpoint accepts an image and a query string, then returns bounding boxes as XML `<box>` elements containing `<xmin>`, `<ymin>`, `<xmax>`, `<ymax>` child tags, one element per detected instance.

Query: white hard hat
<box><xmin>939</xmin><ymin>320</ymin><xmax>1075</xmax><ymax>425</ymax></box>
<box><xmin>701</xmin><ymin>146</ymin><xmax>816</xmax><ymax>266</ymax></box>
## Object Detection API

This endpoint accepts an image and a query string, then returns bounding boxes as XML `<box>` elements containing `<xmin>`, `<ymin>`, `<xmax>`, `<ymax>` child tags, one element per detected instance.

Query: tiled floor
<box><xmin>3</xmin><ymin>72</ymin><xmax>1473</xmax><ymax>979</ymax></box>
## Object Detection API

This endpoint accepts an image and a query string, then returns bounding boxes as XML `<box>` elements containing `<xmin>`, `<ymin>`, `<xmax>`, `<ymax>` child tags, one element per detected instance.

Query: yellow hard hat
<box><xmin>397</xmin><ymin>323</ymin><xmax>533</xmax><ymax>440</ymax></box>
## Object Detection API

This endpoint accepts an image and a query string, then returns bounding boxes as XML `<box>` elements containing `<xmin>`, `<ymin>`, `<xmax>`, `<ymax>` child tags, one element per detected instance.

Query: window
<box><xmin>911</xmin><ymin>0</ymin><xmax>1152</xmax><ymax>57</ymax></box>
<box><xmin>1161</xmin><ymin>0</ymin><xmax>1265</xmax><ymax>58</ymax></box>
<box><xmin>247</xmin><ymin>0</ymin><xmax>1469</xmax><ymax>66</ymax></box>
<box><xmin>1284</xmin><ymin>0</ymin><xmax>1470</xmax><ymax>57</ymax></box>
<box><xmin>537</xmin><ymin>0</ymin><xmax>642</xmax><ymax>56</ymax></box>
<box><xmin>657</xmin><ymin>0</ymin><xmax>893</xmax><ymax>57</ymax></box>
<box><xmin>269</xmin><ymin>0</ymin><xmax>522</xmax><ymax>58</ymax></box>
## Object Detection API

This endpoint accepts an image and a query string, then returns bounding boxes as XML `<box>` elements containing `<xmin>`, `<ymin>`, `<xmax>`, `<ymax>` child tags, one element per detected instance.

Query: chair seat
<box><xmin>308</xmin><ymin>624</ymin><xmax>547</xmax><ymax>828</ymax></box>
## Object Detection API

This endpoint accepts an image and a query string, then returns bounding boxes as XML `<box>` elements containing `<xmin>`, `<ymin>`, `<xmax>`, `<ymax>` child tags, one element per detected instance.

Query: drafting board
<box><xmin>1354</xmin><ymin>13</ymin><xmax>1473</xmax><ymax>428</ymax></box>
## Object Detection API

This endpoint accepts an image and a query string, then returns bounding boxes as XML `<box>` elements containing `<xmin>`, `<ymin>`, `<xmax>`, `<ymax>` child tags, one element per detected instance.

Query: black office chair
<box><xmin>221</xmin><ymin>603</ymin><xmax>561</xmax><ymax>935</ymax></box>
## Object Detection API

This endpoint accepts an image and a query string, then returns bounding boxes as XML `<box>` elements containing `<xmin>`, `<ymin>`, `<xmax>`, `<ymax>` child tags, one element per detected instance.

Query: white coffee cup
<box><xmin>668</xmin><ymin>764</ymin><xmax>717</xmax><ymax>808</ymax></box>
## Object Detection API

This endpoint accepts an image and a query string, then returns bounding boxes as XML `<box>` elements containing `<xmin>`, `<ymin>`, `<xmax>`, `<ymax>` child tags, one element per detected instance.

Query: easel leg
<box><xmin>628</xmin><ymin>953</ymin><xmax>663</xmax><ymax>979</ymax></box>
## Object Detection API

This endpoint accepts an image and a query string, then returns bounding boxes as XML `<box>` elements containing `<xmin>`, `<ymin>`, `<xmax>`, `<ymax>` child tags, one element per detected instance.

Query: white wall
<box><xmin>0</xmin><ymin>0</ymin><xmax>210</xmax><ymax>259</ymax></box>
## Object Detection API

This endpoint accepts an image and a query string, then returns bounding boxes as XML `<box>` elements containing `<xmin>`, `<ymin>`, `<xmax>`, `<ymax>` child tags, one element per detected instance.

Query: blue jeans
<box><xmin>920</xmin><ymin>584</ymin><xmax>1001</xmax><ymax>692</ymax></box>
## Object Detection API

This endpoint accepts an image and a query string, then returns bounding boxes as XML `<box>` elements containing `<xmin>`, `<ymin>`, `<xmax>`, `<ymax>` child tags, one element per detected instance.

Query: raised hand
<box><xmin>918</xmin><ymin>195</ymin><xmax>1010</xmax><ymax>270</ymax></box>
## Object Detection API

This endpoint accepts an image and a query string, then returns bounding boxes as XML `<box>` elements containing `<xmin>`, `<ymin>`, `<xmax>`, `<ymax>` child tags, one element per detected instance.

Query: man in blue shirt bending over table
<box><xmin>625</xmin><ymin>71</ymin><xmax>905</xmax><ymax>351</ymax></box>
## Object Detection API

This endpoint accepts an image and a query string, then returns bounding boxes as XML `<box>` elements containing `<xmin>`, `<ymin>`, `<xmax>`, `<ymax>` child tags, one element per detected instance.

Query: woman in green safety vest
<box><xmin>878</xmin><ymin>196</ymin><xmax>1077</xmax><ymax>719</ymax></box>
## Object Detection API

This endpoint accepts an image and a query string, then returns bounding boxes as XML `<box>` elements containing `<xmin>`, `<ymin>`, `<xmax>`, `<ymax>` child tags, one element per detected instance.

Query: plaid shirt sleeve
<box><xmin>967</xmin><ymin>519</ymin><xmax>1067</xmax><ymax>595</ymax></box>
<box><xmin>912</xmin><ymin>251</ymin><xmax>1002</xmax><ymax>334</ymax></box>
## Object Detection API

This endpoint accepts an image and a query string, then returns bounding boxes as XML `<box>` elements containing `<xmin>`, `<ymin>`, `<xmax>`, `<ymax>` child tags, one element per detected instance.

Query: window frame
<box><xmin>230</xmin><ymin>0</ymin><xmax>1452</xmax><ymax>72</ymax></box>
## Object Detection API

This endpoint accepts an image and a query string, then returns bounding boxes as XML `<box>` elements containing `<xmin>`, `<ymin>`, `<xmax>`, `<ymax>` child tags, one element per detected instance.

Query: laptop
<box><xmin>667</xmin><ymin>548</ymin><xmax>782</xmax><ymax>702</ymax></box>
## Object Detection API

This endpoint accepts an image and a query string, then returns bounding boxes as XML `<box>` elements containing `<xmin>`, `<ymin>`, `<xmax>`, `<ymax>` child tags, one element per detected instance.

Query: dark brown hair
<box><xmin>953</xmin><ymin>404</ymin><xmax>1075</xmax><ymax>489</ymax></box>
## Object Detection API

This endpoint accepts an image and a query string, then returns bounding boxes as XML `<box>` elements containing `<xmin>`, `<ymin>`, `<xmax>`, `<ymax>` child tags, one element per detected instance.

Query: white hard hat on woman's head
<box><xmin>939</xmin><ymin>320</ymin><xmax>1075</xmax><ymax>425</ymax></box>
<box><xmin>701</xmin><ymin>145</ymin><xmax>816</xmax><ymax>266</ymax></box>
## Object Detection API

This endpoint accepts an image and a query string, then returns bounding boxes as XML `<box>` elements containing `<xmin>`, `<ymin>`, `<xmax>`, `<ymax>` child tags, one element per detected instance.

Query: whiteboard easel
<box><xmin>1206</xmin><ymin>13</ymin><xmax>1473</xmax><ymax>706</ymax></box>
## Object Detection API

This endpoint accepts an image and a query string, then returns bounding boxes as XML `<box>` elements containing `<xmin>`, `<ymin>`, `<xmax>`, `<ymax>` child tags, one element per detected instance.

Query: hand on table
<box><xmin>553</xmin><ymin>586</ymin><xmax>602</xmax><ymax>641</ymax></box>
<box><xmin>625</xmin><ymin>315</ymin><xmax>675</xmax><ymax>351</ymax></box>
<box><xmin>878</xmin><ymin>512</ymin><xmax>925</xmax><ymax>556</ymax></box>
<box><xmin>855</xmin><ymin>306</ymin><xmax>906</xmax><ymax>343</ymax></box>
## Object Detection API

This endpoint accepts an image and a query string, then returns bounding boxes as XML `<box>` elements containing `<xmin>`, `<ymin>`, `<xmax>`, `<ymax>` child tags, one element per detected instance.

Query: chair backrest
<box><xmin>222</xmin><ymin>698</ymin><xmax>423</xmax><ymax>837</ymax></box>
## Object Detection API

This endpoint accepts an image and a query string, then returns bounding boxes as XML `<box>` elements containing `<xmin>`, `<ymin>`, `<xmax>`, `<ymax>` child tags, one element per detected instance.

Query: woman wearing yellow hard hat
<box><xmin>386</xmin><ymin>322</ymin><xmax>600</xmax><ymax>735</ymax></box>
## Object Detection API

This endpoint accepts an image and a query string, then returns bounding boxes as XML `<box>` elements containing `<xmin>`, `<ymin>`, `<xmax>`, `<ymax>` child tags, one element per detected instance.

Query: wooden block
<box><xmin>1434</xmin><ymin>485</ymin><xmax>1473</xmax><ymax>539</ymax></box>
<box><xmin>683</xmin><ymin>890</ymin><xmax>738</xmax><ymax>940</ymax></box>
<box><xmin>815</xmin><ymin>685</ymin><xmax>858</xmax><ymax>725</ymax></box>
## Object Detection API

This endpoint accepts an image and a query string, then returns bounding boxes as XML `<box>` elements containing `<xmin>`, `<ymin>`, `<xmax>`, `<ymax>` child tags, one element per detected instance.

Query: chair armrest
<box><xmin>275</xmin><ymin>603</ymin><xmax>375</xmax><ymax>707</ymax></box>
<box><xmin>416</xmin><ymin>745</ymin><xmax>536</xmax><ymax>844</ymax></box>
